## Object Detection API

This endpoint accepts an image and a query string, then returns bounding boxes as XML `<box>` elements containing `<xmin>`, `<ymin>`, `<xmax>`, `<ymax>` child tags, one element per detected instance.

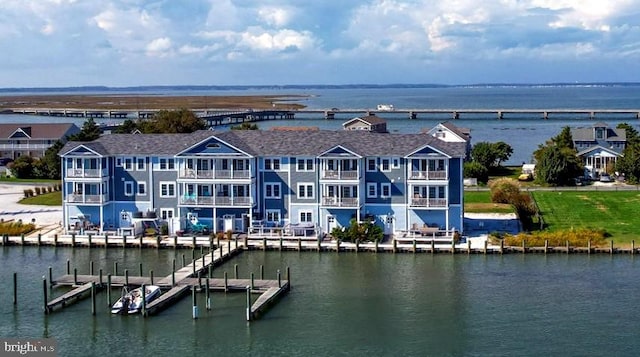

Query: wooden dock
<box><xmin>44</xmin><ymin>241</ymin><xmax>291</xmax><ymax>320</ymax></box>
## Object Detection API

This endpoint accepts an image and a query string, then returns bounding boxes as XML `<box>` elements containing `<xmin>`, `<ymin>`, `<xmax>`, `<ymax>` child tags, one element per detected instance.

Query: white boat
<box><xmin>111</xmin><ymin>285</ymin><xmax>161</xmax><ymax>314</ymax></box>
<box><xmin>377</xmin><ymin>104</ymin><xmax>395</xmax><ymax>111</ymax></box>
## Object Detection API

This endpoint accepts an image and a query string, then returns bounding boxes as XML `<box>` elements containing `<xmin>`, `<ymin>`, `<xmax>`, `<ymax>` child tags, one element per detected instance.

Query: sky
<box><xmin>0</xmin><ymin>0</ymin><xmax>639</xmax><ymax>87</ymax></box>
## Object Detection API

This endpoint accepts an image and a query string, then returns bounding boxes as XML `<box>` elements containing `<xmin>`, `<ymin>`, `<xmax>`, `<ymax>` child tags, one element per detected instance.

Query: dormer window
<box><xmin>595</xmin><ymin>128</ymin><xmax>605</xmax><ymax>140</ymax></box>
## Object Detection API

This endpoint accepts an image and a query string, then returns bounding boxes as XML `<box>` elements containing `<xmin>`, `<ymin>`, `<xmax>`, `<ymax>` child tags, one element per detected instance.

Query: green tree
<box><xmin>139</xmin><ymin>108</ymin><xmax>206</xmax><ymax>133</ymax></box>
<box><xmin>617</xmin><ymin>123</ymin><xmax>640</xmax><ymax>146</ymax></box>
<box><xmin>470</xmin><ymin>141</ymin><xmax>513</xmax><ymax>169</ymax></box>
<box><xmin>551</xmin><ymin>126</ymin><xmax>574</xmax><ymax>149</ymax></box>
<box><xmin>113</xmin><ymin>119</ymin><xmax>139</xmax><ymax>134</ymax></box>
<box><xmin>9</xmin><ymin>156</ymin><xmax>36</xmax><ymax>178</ymax></box>
<box><xmin>463</xmin><ymin>161</ymin><xmax>489</xmax><ymax>183</ymax></box>
<box><xmin>38</xmin><ymin>140</ymin><xmax>65</xmax><ymax>179</ymax></box>
<box><xmin>534</xmin><ymin>146</ymin><xmax>582</xmax><ymax>186</ymax></box>
<box><xmin>69</xmin><ymin>118</ymin><xmax>101</xmax><ymax>141</ymax></box>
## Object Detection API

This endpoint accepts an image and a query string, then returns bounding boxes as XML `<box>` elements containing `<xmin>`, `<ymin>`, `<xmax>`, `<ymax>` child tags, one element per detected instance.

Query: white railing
<box><xmin>321</xmin><ymin>170</ymin><xmax>358</xmax><ymax>180</ymax></box>
<box><xmin>410</xmin><ymin>170</ymin><xmax>447</xmax><ymax>180</ymax></box>
<box><xmin>66</xmin><ymin>194</ymin><xmax>107</xmax><ymax>204</ymax></box>
<box><xmin>180</xmin><ymin>195</ymin><xmax>252</xmax><ymax>206</ymax></box>
<box><xmin>66</xmin><ymin>168</ymin><xmax>103</xmax><ymax>178</ymax></box>
<box><xmin>322</xmin><ymin>197</ymin><xmax>359</xmax><ymax>207</ymax></box>
<box><xmin>410</xmin><ymin>198</ymin><xmax>447</xmax><ymax>207</ymax></box>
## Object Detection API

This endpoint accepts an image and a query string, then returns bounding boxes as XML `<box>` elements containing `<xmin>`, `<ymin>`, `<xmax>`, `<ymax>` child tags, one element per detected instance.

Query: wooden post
<box><xmin>71</xmin><ymin>233</ymin><xmax>76</xmax><ymax>247</ymax></box>
<box><xmin>451</xmin><ymin>238</ymin><xmax>455</xmax><ymax>255</ymax></box>
<box><xmin>88</xmin><ymin>233</ymin><xmax>92</xmax><ymax>247</ymax></box>
<box><xmin>192</xmin><ymin>236</ymin><xmax>196</xmax><ymax>249</ymax></box>
<box><xmin>318</xmin><ymin>237</ymin><xmax>322</xmax><ymax>252</ymax></box>
<box><xmin>209</xmin><ymin>236</ymin><xmax>214</xmax><ymax>251</ymax></box>
<box><xmin>150</xmin><ymin>270</ymin><xmax>154</xmax><ymax>285</ymax></box>
<box><xmin>21</xmin><ymin>233</ymin><xmax>25</xmax><ymax>245</ymax></box>
<box><xmin>260</xmin><ymin>265</ymin><xmax>264</xmax><ymax>280</ymax></box>
<box><xmin>139</xmin><ymin>262</ymin><xmax>143</xmax><ymax>277</ymax></box>
<box><xmin>91</xmin><ymin>282</ymin><xmax>96</xmax><ymax>316</ymax></box>
<box><xmin>139</xmin><ymin>234</ymin><xmax>143</xmax><ymax>248</ymax></box>
<box><xmin>632</xmin><ymin>240</ymin><xmax>635</xmax><ymax>255</ymax></box>
<box><xmin>73</xmin><ymin>268</ymin><xmax>78</xmax><ymax>285</ymax></box>
<box><xmin>522</xmin><ymin>240</ymin><xmax>526</xmax><ymax>254</ymax></box>
<box><xmin>483</xmin><ymin>240</ymin><xmax>488</xmax><ymax>255</ymax></box>
<box><xmin>375</xmin><ymin>240</ymin><xmax>379</xmax><ymax>253</ymax></box>
<box><xmin>250</xmin><ymin>272</ymin><xmax>255</xmax><ymax>290</ymax></box>
<box><xmin>67</xmin><ymin>259</ymin><xmax>71</xmax><ymax>275</ymax></box>
<box><xmin>393</xmin><ymin>239</ymin><xmax>397</xmax><ymax>253</ymax></box>
<box><xmin>224</xmin><ymin>272</ymin><xmax>228</xmax><ymax>292</ymax></box>
<box><xmin>99</xmin><ymin>269</ymin><xmax>103</xmax><ymax>287</ymax></box>
<box><xmin>467</xmin><ymin>240</ymin><xmax>471</xmax><ymax>255</ymax></box>
<box><xmin>544</xmin><ymin>240</ymin><xmax>549</xmax><ymax>254</ymax></box>
<box><xmin>412</xmin><ymin>239</ymin><xmax>416</xmax><ymax>254</ymax></box>
<box><xmin>235</xmin><ymin>238</ymin><xmax>238</xmax><ymax>250</ymax></box>
<box><xmin>122</xmin><ymin>235</ymin><xmax>127</xmax><ymax>248</ymax></box>
<box><xmin>298</xmin><ymin>238</ymin><xmax>302</xmax><ymax>251</ymax></box>
<box><xmin>208</xmin><ymin>264</ymin><xmax>212</xmax><ymax>279</ymax></box>
<box><xmin>107</xmin><ymin>275</ymin><xmax>112</xmax><ymax>306</ymax></box>
<box><xmin>192</xmin><ymin>286</ymin><xmax>198</xmax><ymax>319</ymax></box>
<box><xmin>431</xmin><ymin>240</ymin><xmax>435</xmax><ymax>255</ymax></box>
<box><xmin>182</xmin><ymin>254</ymin><xmax>186</xmax><ymax>268</ymax></box>
<box><xmin>13</xmin><ymin>272</ymin><xmax>17</xmax><ymax>306</ymax></box>
<box><xmin>90</xmin><ymin>261</ymin><xmax>94</xmax><ymax>276</ymax></box>
<box><xmin>264</xmin><ymin>237</ymin><xmax>268</xmax><ymax>251</ymax></box>
<box><xmin>174</xmin><ymin>235</ymin><xmax>178</xmax><ymax>249</ymax></box>
<box><xmin>588</xmin><ymin>240</ymin><xmax>592</xmax><ymax>255</ymax></box>
<box><xmin>43</xmin><ymin>277</ymin><xmax>48</xmax><ymax>314</ymax></box>
<box><xmin>38</xmin><ymin>233</ymin><xmax>42</xmax><ymax>246</ymax></box>
<box><xmin>234</xmin><ymin>264</ymin><xmax>239</xmax><ymax>279</ymax></box>
<box><xmin>610</xmin><ymin>240</ymin><xmax>614</xmax><ymax>255</ymax></box>
<box><xmin>113</xmin><ymin>261</ymin><xmax>118</xmax><ymax>276</ymax></box>
<box><xmin>157</xmin><ymin>235</ymin><xmax>161</xmax><ymax>249</ymax></box>
<box><xmin>500</xmin><ymin>240</ymin><xmax>504</xmax><ymax>255</ymax></box>
<box><xmin>104</xmin><ymin>233</ymin><xmax>108</xmax><ymax>247</ymax></box>
<box><xmin>141</xmin><ymin>284</ymin><xmax>146</xmax><ymax>317</ymax></box>
<box><xmin>205</xmin><ymin>278</ymin><xmax>211</xmax><ymax>310</ymax></box>
<box><xmin>287</xmin><ymin>266</ymin><xmax>291</xmax><ymax>287</ymax></box>
<box><xmin>228</xmin><ymin>240</ymin><xmax>231</xmax><ymax>254</ymax></box>
<box><xmin>54</xmin><ymin>234</ymin><xmax>58</xmax><ymax>246</ymax></box>
<box><xmin>566</xmin><ymin>240</ymin><xmax>570</xmax><ymax>254</ymax></box>
<box><xmin>277</xmin><ymin>269</ymin><xmax>282</xmax><ymax>288</ymax></box>
<box><xmin>48</xmin><ymin>267</ymin><xmax>53</xmax><ymax>288</ymax></box>
<box><xmin>245</xmin><ymin>286</ymin><xmax>251</xmax><ymax>322</ymax></box>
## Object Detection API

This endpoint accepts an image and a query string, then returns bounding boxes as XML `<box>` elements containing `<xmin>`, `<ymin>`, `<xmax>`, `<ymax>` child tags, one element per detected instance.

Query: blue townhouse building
<box><xmin>59</xmin><ymin>128</ymin><xmax>466</xmax><ymax>240</ymax></box>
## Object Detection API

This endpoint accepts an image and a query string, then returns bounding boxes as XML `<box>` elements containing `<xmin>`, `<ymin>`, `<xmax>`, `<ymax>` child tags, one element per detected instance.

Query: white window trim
<box><xmin>160</xmin><ymin>208</ymin><xmax>174</xmax><ymax>220</ymax></box>
<box><xmin>265</xmin><ymin>209</ymin><xmax>281</xmax><ymax>223</ymax></box>
<box><xmin>124</xmin><ymin>181</ymin><xmax>134</xmax><ymax>197</ymax></box>
<box><xmin>123</xmin><ymin>157</ymin><xmax>134</xmax><ymax>171</ymax></box>
<box><xmin>392</xmin><ymin>158</ymin><xmax>400</xmax><ymax>169</ymax></box>
<box><xmin>265</xmin><ymin>183</ymin><xmax>281</xmax><ymax>199</ymax></box>
<box><xmin>158</xmin><ymin>158</ymin><xmax>175</xmax><ymax>171</ymax></box>
<box><xmin>116</xmin><ymin>157</ymin><xmax>123</xmax><ymax>167</ymax></box>
<box><xmin>136</xmin><ymin>157</ymin><xmax>146</xmax><ymax>171</ymax></box>
<box><xmin>299</xmin><ymin>210</ymin><xmax>313</xmax><ymax>223</ymax></box>
<box><xmin>296</xmin><ymin>158</ymin><xmax>314</xmax><ymax>172</ymax></box>
<box><xmin>137</xmin><ymin>182</ymin><xmax>147</xmax><ymax>196</ymax></box>
<box><xmin>160</xmin><ymin>181</ymin><xmax>176</xmax><ymax>198</ymax></box>
<box><xmin>367</xmin><ymin>183</ymin><xmax>377</xmax><ymax>198</ymax></box>
<box><xmin>381</xmin><ymin>158</ymin><xmax>391</xmax><ymax>172</ymax></box>
<box><xmin>297</xmin><ymin>183</ymin><xmax>315</xmax><ymax>199</ymax></box>
<box><xmin>380</xmin><ymin>183</ymin><xmax>391</xmax><ymax>198</ymax></box>
<box><xmin>264</xmin><ymin>158</ymin><xmax>281</xmax><ymax>171</ymax></box>
<box><xmin>366</xmin><ymin>158</ymin><xmax>377</xmax><ymax>172</ymax></box>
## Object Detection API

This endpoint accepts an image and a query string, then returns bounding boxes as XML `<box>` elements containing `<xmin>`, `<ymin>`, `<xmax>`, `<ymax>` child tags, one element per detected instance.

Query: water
<box><xmin>2</xmin><ymin>246</ymin><xmax>640</xmax><ymax>356</ymax></box>
<box><xmin>2</xmin><ymin>85</ymin><xmax>640</xmax><ymax>164</ymax></box>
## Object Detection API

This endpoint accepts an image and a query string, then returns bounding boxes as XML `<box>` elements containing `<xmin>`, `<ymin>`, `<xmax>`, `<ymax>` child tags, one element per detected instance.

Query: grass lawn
<box><xmin>532</xmin><ymin>191</ymin><xmax>640</xmax><ymax>244</ymax></box>
<box><xmin>0</xmin><ymin>176</ymin><xmax>60</xmax><ymax>184</ymax></box>
<box><xmin>464</xmin><ymin>191</ymin><xmax>514</xmax><ymax>214</ymax></box>
<box><xmin>18</xmin><ymin>191</ymin><xmax>62</xmax><ymax>206</ymax></box>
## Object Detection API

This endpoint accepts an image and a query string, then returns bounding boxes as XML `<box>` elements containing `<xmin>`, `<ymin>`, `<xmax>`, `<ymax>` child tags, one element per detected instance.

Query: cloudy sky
<box><xmin>1</xmin><ymin>0</ymin><xmax>639</xmax><ymax>87</ymax></box>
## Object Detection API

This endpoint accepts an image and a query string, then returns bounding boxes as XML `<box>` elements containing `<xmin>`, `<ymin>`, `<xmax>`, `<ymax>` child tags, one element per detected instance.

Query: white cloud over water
<box><xmin>0</xmin><ymin>0</ymin><xmax>639</xmax><ymax>86</ymax></box>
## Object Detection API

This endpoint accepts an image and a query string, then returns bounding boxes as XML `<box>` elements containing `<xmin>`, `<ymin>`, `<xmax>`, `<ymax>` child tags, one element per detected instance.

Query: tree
<box><xmin>534</xmin><ymin>146</ymin><xmax>582</xmax><ymax>186</ymax></box>
<box><xmin>113</xmin><ymin>119</ymin><xmax>139</xmax><ymax>134</ymax></box>
<box><xmin>463</xmin><ymin>161</ymin><xmax>489</xmax><ymax>183</ymax></box>
<box><xmin>470</xmin><ymin>141</ymin><xmax>513</xmax><ymax>169</ymax></box>
<box><xmin>38</xmin><ymin>140</ymin><xmax>65</xmax><ymax>179</ymax></box>
<box><xmin>617</xmin><ymin>123</ymin><xmax>640</xmax><ymax>146</ymax></box>
<box><xmin>9</xmin><ymin>156</ymin><xmax>36</xmax><ymax>179</ymax></box>
<box><xmin>69</xmin><ymin>118</ymin><xmax>101</xmax><ymax>141</ymax></box>
<box><xmin>230</xmin><ymin>122</ymin><xmax>259</xmax><ymax>130</ymax></box>
<box><xmin>138</xmin><ymin>108</ymin><xmax>206</xmax><ymax>133</ymax></box>
<box><xmin>551</xmin><ymin>126</ymin><xmax>574</xmax><ymax>150</ymax></box>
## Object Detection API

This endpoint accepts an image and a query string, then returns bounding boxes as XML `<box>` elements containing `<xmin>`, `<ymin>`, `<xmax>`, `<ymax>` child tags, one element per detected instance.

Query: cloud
<box><xmin>146</xmin><ymin>37</ymin><xmax>173</xmax><ymax>57</ymax></box>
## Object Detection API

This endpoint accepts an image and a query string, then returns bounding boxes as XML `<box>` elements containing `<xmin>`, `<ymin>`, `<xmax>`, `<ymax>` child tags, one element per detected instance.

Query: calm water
<box><xmin>2</xmin><ymin>86</ymin><xmax>640</xmax><ymax>164</ymax></box>
<box><xmin>2</xmin><ymin>246</ymin><xmax>640</xmax><ymax>356</ymax></box>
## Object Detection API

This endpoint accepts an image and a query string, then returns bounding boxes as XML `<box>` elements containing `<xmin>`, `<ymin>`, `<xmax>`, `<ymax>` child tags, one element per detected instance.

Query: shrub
<box><xmin>504</xmin><ymin>228</ymin><xmax>608</xmax><ymax>247</ymax></box>
<box><xmin>463</xmin><ymin>161</ymin><xmax>489</xmax><ymax>183</ymax></box>
<box><xmin>47</xmin><ymin>186</ymin><xmax>53</xmax><ymax>193</ymax></box>
<box><xmin>216</xmin><ymin>231</ymin><xmax>225</xmax><ymax>240</ymax></box>
<box><xmin>0</xmin><ymin>221</ymin><xmax>36</xmax><ymax>236</ymax></box>
<box><xmin>160</xmin><ymin>223</ymin><xmax>168</xmax><ymax>235</ymax></box>
<box><xmin>34</xmin><ymin>187</ymin><xmax>42</xmax><ymax>195</ymax></box>
<box><xmin>23</xmin><ymin>189</ymin><xmax>33</xmax><ymax>198</ymax></box>
<box><xmin>489</xmin><ymin>178</ymin><xmax>521</xmax><ymax>203</ymax></box>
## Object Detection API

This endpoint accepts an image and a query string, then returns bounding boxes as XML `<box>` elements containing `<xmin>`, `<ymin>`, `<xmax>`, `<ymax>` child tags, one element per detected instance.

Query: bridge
<box><xmin>3</xmin><ymin>107</ymin><xmax>640</xmax><ymax>122</ymax></box>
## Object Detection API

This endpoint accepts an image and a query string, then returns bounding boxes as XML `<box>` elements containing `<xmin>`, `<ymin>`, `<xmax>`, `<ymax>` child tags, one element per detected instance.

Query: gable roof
<box><xmin>0</xmin><ymin>123</ymin><xmax>80</xmax><ymax>140</ymax></box>
<box><xmin>342</xmin><ymin>115</ymin><xmax>387</xmax><ymax>128</ymax></box>
<box><xmin>571</xmin><ymin>125</ymin><xmax>626</xmax><ymax>142</ymax></box>
<box><xmin>60</xmin><ymin>129</ymin><xmax>466</xmax><ymax>158</ymax></box>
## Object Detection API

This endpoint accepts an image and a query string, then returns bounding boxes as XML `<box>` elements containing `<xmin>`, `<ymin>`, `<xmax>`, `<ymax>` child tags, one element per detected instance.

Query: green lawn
<box><xmin>464</xmin><ymin>191</ymin><xmax>514</xmax><ymax>214</ymax></box>
<box><xmin>19</xmin><ymin>191</ymin><xmax>62</xmax><ymax>206</ymax></box>
<box><xmin>532</xmin><ymin>191</ymin><xmax>640</xmax><ymax>243</ymax></box>
<box><xmin>0</xmin><ymin>176</ymin><xmax>60</xmax><ymax>184</ymax></box>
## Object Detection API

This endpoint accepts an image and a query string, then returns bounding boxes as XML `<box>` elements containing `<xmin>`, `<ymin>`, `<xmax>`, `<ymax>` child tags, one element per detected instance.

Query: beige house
<box><xmin>342</xmin><ymin>114</ymin><xmax>388</xmax><ymax>133</ymax></box>
<box><xmin>0</xmin><ymin>123</ymin><xmax>80</xmax><ymax>159</ymax></box>
<box><xmin>425</xmin><ymin>122</ymin><xmax>472</xmax><ymax>160</ymax></box>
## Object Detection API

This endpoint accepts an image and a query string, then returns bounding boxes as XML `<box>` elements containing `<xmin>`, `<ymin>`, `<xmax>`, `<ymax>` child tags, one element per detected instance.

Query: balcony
<box><xmin>321</xmin><ymin>170</ymin><xmax>359</xmax><ymax>180</ymax></box>
<box><xmin>179</xmin><ymin>169</ymin><xmax>251</xmax><ymax>180</ymax></box>
<box><xmin>66</xmin><ymin>194</ymin><xmax>108</xmax><ymax>204</ymax></box>
<box><xmin>66</xmin><ymin>168</ymin><xmax>105</xmax><ymax>178</ymax></box>
<box><xmin>410</xmin><ymin>197</ymin><xmax>447</xmax><ymax>208</ymax></box>
<box><xmin>180</xmin><ymin>195</ymin><xmax>252</xmax><ymax>207</ymax></box>
<box><xmin>409</xmin><ymin>170</ymin><xmax>447</xmax><ymax>180</ymax></box>
<box><xmin>321</xmin><ymin>197</ymin><xmax>359</xmax><ymax>207</ymax></box>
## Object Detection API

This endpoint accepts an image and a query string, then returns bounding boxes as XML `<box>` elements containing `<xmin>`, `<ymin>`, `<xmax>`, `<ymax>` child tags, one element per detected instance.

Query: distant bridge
<box><xmin>3</xmin><ymin>107</ymin><xmax>640</xmax><ymax>122</ymax></box>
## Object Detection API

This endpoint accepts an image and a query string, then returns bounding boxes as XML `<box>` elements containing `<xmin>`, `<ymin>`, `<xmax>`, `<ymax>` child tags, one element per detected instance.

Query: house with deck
<box><xmin>59</xmin><ymin>128</ymin><xmax>466</xmax><ymax>240</ymax></box>
<box><xmin>0</xmin><ymin>123</ymin><xmax>80</xmax><ymax>159</ymax></box>
<box><xmin>572</xmin><ymin>122</ymin><xmax>626</xmax><ymax>178</ymax></box>
<box><xmin>342</xmin><ymin>115</ymin><xmax>388</xmax><ymax>133</ymax></box>
<box><xmin>425</xmin><ymin>122</ymin><xmax>472</xmax><ymax>160</ymax></box>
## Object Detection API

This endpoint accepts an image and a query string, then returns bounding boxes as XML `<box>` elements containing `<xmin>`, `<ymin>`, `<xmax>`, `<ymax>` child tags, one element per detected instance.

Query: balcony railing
<box><xmin>321</xmin><ymin>170</ymin><xmax>359</xmax><ymax>180</ymax></box>
<box><xmin>180</xmin><ymin>195</ymin><xmax>252</xmax><ymax>206</ymax></box>
<box><xmin>66</xmin><ymin>194</ymin><xmax>107</xmax><ymax>204</ymax></box>
<box><xmin>66</xmin><ymin>168</ymin><xmax>104</xmax><ymax>178</ymax></box>
<box><xmin>321</xmin><ymin>197</ymin><xmax>359</xmax><ymax>207</ymax></box>
<box><xmin>179</xmin><ymin>169</ymin><xmax>251</xmax><ymax>179</ymax></box>
<box><xmin>0</xmin><ymin>143</ymin><xmax>50</xmax><ymax>150</ymax></box>
<box><xmin>410</xmin><ymin>198</ymin><xmax>447</xmax><ymax>207</ymax></box>
<box><xmin>409</xmin><ymin>170</ymin><xmax>447</xmax><ymax>180</ymax></box>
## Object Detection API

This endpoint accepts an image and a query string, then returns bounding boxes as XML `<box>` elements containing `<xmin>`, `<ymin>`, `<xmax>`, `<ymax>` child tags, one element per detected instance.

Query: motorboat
<box><xmin>111</xmin><ymin>285</ymin><xmax>161</xmax><ymax>314</ymax></box>
<box><xmin>377</xmin><ymin>104</ymin><xmax>395</xmax><ymax>111</ymax></box>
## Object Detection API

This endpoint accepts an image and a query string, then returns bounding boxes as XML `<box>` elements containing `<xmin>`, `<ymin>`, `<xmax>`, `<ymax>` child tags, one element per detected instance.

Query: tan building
<box><xmin>0</xmin><ymin>123</ymin><xmax>80</xmax><ymax>159</ymax></box>
<box><xmin>342</xmin><ymin>114</ymin><xmax>388</xmax><ymax>133</ymax></box>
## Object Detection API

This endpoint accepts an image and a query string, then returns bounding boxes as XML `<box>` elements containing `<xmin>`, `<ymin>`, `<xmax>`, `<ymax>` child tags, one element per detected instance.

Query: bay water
<box><xmin>2</xmin><ymin>246</ymin><xmax>639</xmax><ymax>356</ymax></box>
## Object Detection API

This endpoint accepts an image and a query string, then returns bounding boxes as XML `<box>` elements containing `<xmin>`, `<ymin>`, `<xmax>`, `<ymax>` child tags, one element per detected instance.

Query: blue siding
<box><xmin>448</xmin><ymin>158</ymin><xmax>462</xmax><ymax>205</ymax></box>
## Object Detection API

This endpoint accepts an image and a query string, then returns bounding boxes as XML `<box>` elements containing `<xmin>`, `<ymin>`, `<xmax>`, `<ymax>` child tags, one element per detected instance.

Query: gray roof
<box><xmin>440</xmin><ymin>122</ymin><xmax>471</xmax><ymax>140</ymax></box>
<box><xmin>572</xmin><ymin>124</ymin><xmax>626</xmax><ymax>142</ymax></box>
<box><xmin>0</xmin><ymin>123</ymin><xmax>80</xmax><ymax>140</ymax></box>
<box><xmin>60</xmin><ymin>129</ymin><xmax>466</xmax><ymax>158</ymax></box>
<box><xmin>342</xmin><ymin>115</ymin><xmax>387</xmax><ymax>127</ymax></box>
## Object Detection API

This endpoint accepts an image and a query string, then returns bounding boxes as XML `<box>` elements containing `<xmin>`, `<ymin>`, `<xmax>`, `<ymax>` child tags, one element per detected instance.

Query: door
<box><xmin>384</xmin><ymin>215</ymin><xmax>394</xmax><ymax>235</ymax></box>
<box><xmin>327</xmin><ymin>215</ymin><xmax>337</xmax><ymax>234</ymax></box>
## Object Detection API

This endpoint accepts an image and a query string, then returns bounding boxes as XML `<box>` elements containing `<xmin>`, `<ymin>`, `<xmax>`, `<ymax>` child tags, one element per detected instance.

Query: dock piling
<box><xmin>251</xmin><ymin>272</ymin><xmax>255</xmax><ymax>290</ymax></box>
<box><xmin>73</xmin><ymin>268</ymin><xmax>78</xmax><ymax>285</ymax></box>
<box><xmin>245</xmin><ymin>286</ymin><xmax>251</xmax><ymax>322</ymax></box>
<box><xmin>205</xmin><ymin>278</ymin><xmax>211</xmax><ymax>310</ymax></box>
<box><xmin>107</xmin><ymin>275</ymin><xmax>112</xmax><ymax>305</ymax></box>
<box><xmin>260</xmin><ymin>265</ymin><xmax>264</xmax><ymax>280</ymax></box>
<box><xmin>192</xmin><ymin>286</ymin><xmax>198</xmax><ymax>319</ymax></box>
<box><xmin>67</xmin><ymin>259</ymin><xmax>71</xmax><ymax>275</ymax></box>
<box><xmin>287</xmin><ymin>266</ymin><xmax>291</xmax><ymax>286</ymax></box>
<box><xmin>90</xmin><ymin>261</ymin><xmax>94</xmax><ymax>276</ymax></box>
<box><xmin>277</xmin><ymin>270</ymin><xmax>281</xmax><ymax>288</ymax></box>
<box><xmin>48</xmin><ymin>267</ymin><xmax>53</xmax><ymax>288</ymax></box>
<box><xmin>91</xmin><ymin>282</ymin><xmax>96</xmax><ymax>316</ymax></box>
<box><xmin>141</xmin><ymin>284</ymin><xmax>147</xmax><ymax>317</ymax></box>
<box><xmin>150</xmin><ymin>270</ymin><xmax>154</xmax><ymax>285</ymax></box>
<box><xmin>99</xmin><ymin>269</ymin><xmax>103</xmax><ymax>286</ymax></box>
<box><xmin>42</xmin><ymin>277</ymin><xmax>48</xmax><ymax>314</ymax></box>
<box><xmin>13</xmin><ymin>272</ymin><xmax>17</xmax><ymax>306</ymax></box>
<box><xmin>139</xmin><ymin>262</ymin><xmax>143</xmax><ymax>277</ymax></box>
<box><xmin>113</xmin><ymin>262</ymin><xmax>118</xmax><ymax>276</ymax></box>
<box><xmin>224</xmin><ymin>272</ymin><xmax>228</xmax><ymax>292</ymax></box>
<box><xmin>234</xmin><ymin>264</ymin><xmax>239</xmax><ymax>279</ymax></box>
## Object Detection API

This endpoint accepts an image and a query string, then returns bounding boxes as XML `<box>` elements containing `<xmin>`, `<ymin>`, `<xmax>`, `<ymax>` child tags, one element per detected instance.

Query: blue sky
<box><xmin>1</xmin><ymin>0</ymin><xmax>639</xmax><ymax>87</ymax></box>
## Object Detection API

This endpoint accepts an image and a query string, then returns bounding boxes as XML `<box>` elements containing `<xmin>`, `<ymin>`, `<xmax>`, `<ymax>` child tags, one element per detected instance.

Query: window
<box><xmin>266</xmin><ymin>210</ymin><xmax>280</xmax><ymax>223</ymax></box>
<box><xmin>381</xmin><ymin>158</ymin><xmax>391</xmax><ymax>172</ymax></box>
<box><xmin>380</xmin><ymin>183</ymin><xmax>391</xmax><ymax>198</ymax></box>
<box><xmin>116</xmin><ymin>158</ymin><xmax>123</xmax><ymax>167</ymax></box>
<box><xmin>265</xmin><ymin>158</ymin><xmax>281</xmax><ymax>171</ymax></box>
<box><xmin>137</xmin><ymin>182</ymin><xmax>146</xmax><ymax>196</ymax></box>
<box><xmin>367</xmin><ymin>183</ymin><xmax>377</xmax><ymax>198</ymax></box>
<box><xmin>265</xmin><ymin>183</ymin><xmax>281</xmax><ymax>199</ymax></box>
<box><xmin>300</xmin><ymin>211</ymin><xmax>313</xmax><ymax>223</ymax></box>
<box><xmin>123</xmin><ymin>158</ymin><xmax>133</xmax><ymax>170</ymax></box>
<box><xmin>297</xmin><ymin>158</ymin><xmax>314</xmax><ymax>171</ymax></box>
<box><xmin>297</xmin><ymin>183</ymin><xmax>314</xmax><ymax>199</ymax></box>
<box><xmin>160</xmin><ymin>182</ymin><xmax>176</xmax><ymax>197</ymax></box>
<box><xmin>160</xmin><ymin>208</ymin><xmax>174</xmax><ymax>220</ymax></box>
<box><xmin>367</xmin><ymin>159</ymin><xmax>377</xmax><ymax>172</ymax></box>
<box><xmin>159</xmin><ymin>158</ymin><xmax>175</xmax><ymax>170</ymax></box>
<box><xmin>392</xmin><ymin>158</ymin><xmax>400</xmax><ymax>169</ymax></box>
<box><xmin>124</xmin><ymin>181</ymin><xmax>134</xmax><ymax>196</ymax></box>
<box><xmin>136</xmin><ymin>158</ymin><xmax>145</xmax><ymax>170</ymax></box>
